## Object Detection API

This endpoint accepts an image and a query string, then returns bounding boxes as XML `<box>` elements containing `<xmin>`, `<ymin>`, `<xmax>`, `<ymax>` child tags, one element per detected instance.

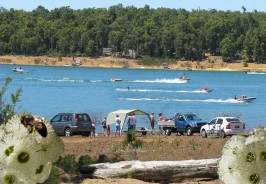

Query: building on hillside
<box><xmin>102</xmin><ymin>48</ymin><xmax>112</xmax><ymax>56</ymax></box>
<box><xmin>127</xmin><ymin>49</ymin><xmax>136</xmax><ymax>58</ymax></box>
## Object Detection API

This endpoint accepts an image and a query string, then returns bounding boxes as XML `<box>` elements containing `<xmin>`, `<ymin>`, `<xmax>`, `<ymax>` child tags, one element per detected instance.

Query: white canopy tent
<box><xmin>106</xmin><ymin>109</ymin><xmax>151</xmax><ymax>133</ymax></box>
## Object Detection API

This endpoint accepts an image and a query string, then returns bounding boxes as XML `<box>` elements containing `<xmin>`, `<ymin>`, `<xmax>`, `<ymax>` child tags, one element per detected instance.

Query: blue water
<box><xmin>1</xmin><ymin>64</ymin><xmax>266</xmax><ymax>132</ymax></box>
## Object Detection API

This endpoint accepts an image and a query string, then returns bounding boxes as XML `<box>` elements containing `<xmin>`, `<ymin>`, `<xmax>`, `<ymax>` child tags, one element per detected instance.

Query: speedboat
<box><xmin>177</xmin><ymin>75</ymin><xmax>190</xmax><ymax>81</ymax></box>
<box><xmin>236</xmin><ymin>95</ymin><xmax>256</xmax><ymax>102</ymax></box>
<box><xmin>12</xmin><ymin>67</ymin><xmax>24</xmax><ymax>73</ymax></box>
<box><xmin>201</xmin><ymin>87</ymin><xmax>214</xmax><ymax>93</ymax></box>
<box><xmin>111</xmin><ymin>78</ymin><xmax>122</xmax><ymax>82</ymax></box>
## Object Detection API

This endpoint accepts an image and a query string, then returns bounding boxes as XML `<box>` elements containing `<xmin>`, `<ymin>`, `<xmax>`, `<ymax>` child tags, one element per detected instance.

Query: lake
<box><xmin>1</xmin><ymin>64</ymin><xmax>265</xmax><ymax>132</ymax></box>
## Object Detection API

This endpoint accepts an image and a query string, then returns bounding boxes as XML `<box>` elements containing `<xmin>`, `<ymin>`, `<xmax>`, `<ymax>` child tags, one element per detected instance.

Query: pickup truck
<box><xmin>158</xmin><ymin>113</ymin><xmax>207</xmax><ymax>136</ymax></box>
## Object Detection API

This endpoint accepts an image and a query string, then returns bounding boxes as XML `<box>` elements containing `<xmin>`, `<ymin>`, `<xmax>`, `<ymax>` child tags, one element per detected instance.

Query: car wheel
<box><xmin>64</xmin><ymin>128</ymin><xmax>71</xmax><ymax>136</ymax></box>
<box><xmin>83</xmin><ymin>132</ymin><xmax>91</xmax><ymax>136</ymax></box>
<box><xmin>219</xmin><ymin>130</ymin><xmax>226</xmax><ymax>138</ymax></box>
<box><xmin>201</xmin><ymin>130</ymin><xmax>207</xmax><ymax>138</ymax></box>
<box><xmin>186</xmin><ymin>127</ymin><xmax>193</xmax><ymax>136</ymax></box>
<box><xmin>142</xmin><ymin>131</ymin><xmax>147</xmax><ymax>136</ymax></box>
<box><xmin>165</xmin><ymin>129</ymin><xmax>171</xmax><ymax>136</ymax></box>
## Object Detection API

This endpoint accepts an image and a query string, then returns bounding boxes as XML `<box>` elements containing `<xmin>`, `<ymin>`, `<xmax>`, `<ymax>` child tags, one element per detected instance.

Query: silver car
<box><xmin>200</xmin><ymin>117</ymin><xmax>245</xmax><ymax>138</ymax></box>
<box><xmin>50</xmin><ymin>113</ymin><xmax>93</xmax><ymax>136</ymax></box>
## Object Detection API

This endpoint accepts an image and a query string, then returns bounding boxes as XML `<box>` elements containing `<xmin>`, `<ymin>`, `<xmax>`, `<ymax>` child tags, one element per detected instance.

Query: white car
<box><xmin>200</xmin><ymin>117</ymin><xmax>245</xmax><ymax>138</ymax></box>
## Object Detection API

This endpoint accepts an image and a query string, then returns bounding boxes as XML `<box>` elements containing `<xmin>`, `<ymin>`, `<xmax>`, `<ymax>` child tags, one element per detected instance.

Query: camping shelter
<box><xmin>106</xmin><ymin>109</ymin><xmax>151</xmax><ymax>133</ymax></box>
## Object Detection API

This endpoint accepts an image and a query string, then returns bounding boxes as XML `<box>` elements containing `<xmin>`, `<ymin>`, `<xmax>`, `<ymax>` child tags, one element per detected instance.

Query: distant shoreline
<box><xmin>1</xmin><ymin>55</ymin><xmax>266</xmax><ymax>72</ymax></box>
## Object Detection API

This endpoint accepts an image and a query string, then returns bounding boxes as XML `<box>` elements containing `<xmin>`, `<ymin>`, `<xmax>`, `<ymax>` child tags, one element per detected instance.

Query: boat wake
<box><xmin>119</xmin><ymin>98</ymin><xmax>243</xmax><ymax>103</ymax></box>
<box><xmin>116</xmin><ymin>88</ymin><xmax>210</xmax><ymax>93</ymax></box>
<box><xmin>132</xmin><ymin>78</ymin><xmax>188</xmax><ymax>84</ymax></box>
<box><xmin>246</xmin><ymin>72</ymin><xmax>266</xmax><ymax>75</ymax></box>
<box><xmin>25</xmin><ymin>77</ymin><xmax>108</xmax><ymax>83</ymax></box>
<box><xmin>26</xmin><ymin>77</ymin><xmax>85</xmax><ymax>83</ymax></box>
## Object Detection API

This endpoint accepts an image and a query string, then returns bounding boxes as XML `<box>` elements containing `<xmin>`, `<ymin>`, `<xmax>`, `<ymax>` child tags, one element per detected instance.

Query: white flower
<box><xmin>219</xmin><ymin>128</ymin><xmax>266</xmax><ymax>184</ymax></box>
<box><xmin>4</xmin><ymin>114</ymin><xmax>29</xmax><ymax>138</ymax></box>
<box><xmin>0</xmin><ymin>134</ymin><xmax>21</xmax><ymax>165</ymax></box>
<box><xmin>29</xmin><ymin>162</ymin><xmax>52</xmax><ymax>183</ymax></box>
<box><xmin>6</xmin><ymin>140</ymin><xmax>43</xmax><ymax>178</ymax></box>
<box><xmin>0</xmin><ymin>113</ymin><xmax>64</xmax><ymax>183</ymax></box>
<box><xmin>218</xmin><ymin>135</ymin><xmax>246</xmax><ymax>183</ymax></box>
<box><xmin>34</xmin><ymin>134</ymin><xmax>64</xmax><ymax>163</ymax></box>
<box><xmin>0</xmin><ymin>125</ymin><xmax>4</xmax><ymax>138</ymax></box>
<box><xmin>0</xmin><ymin>168</ymin><xmax>30</xmax><ymax>184</ymax></box>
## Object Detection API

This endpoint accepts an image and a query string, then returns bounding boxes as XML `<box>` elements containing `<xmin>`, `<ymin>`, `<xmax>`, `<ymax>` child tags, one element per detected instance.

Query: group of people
<box><xmin>99</xmin><ymin>112</ymin><xmax>164</xmax><ymax>137</ymax></box>
<box><xmin>101</xmin><ymin>114</ymin><xmax>122</xmax><ymax>137</ymax></box>
<box><xmin>100</xmin><ymin>113</ymin><xmax>138</xmax><ymax>137</ymax></box>
<box><xmin>127</xmin><ymin>113</ymin><xmax>137</xmax><ymax>131</ymax></box>
<box><xmin>149</xmin><ymin>112</ymin><xmax>163</xmax><ymax>133</ymax></box>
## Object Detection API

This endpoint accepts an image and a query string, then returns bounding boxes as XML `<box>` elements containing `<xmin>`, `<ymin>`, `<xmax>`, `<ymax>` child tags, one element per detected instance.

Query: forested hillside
<box><xmin>1</xmin><ymin>4</ymin><xmax>266</xmax><ymax>63</ymax></box>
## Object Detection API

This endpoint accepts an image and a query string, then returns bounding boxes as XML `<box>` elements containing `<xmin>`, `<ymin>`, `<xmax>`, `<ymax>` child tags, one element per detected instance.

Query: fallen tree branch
<box><xmin>80</xmin><ymin>158</ymin><xmax>219</xmax><ymax>182</ymax></box>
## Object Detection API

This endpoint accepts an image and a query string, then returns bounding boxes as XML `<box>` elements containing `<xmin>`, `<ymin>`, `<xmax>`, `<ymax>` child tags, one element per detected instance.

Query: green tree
<box><xmin>0</xmin><ymin>77</ymin><xmax>22</xmax><ymax>124</ymax></box>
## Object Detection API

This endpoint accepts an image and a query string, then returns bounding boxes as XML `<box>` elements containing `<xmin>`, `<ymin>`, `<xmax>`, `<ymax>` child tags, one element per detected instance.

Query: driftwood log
<box><xmin>80</xmin><ymin>158</ymin><xmax>219</xmax><ymax>182</ymax></box>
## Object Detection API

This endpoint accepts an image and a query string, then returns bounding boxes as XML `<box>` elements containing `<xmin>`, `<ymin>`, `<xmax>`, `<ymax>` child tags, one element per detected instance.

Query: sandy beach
<box><xmin>1</xmin><ymin>55</ymin><xmax>266</xmax><ymax>71</ymax></box>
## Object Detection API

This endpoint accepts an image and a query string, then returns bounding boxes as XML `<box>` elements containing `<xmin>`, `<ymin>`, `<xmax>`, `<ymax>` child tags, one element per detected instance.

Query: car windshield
<box><xmin>184</xmin><ymin>114</ymin><xmax>201</xmax><ymax>120</ymax></box>
<box><xmin>226</xmin><ymin>118</ymin><xmax>241</xmax><ymax>122</ymax></box>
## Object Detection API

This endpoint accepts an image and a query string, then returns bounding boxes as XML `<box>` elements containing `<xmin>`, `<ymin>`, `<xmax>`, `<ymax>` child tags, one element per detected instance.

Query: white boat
<box><xmin>111</xmin><ymin>78</ymin><xmax>122</xmax><ymax>82</ymax></box>
<box><xmin>177</xmin><ymin>75</ymin><xmax>190</xmax><ymax>81</ymax></box>
<box><xmin>201</xmin><ymin>87</ymin><xmax>214</xmax><ymax>93</ymax></box>
<box><xmin>236</xmin><ymin>95</ymin><xmax>256</xmax><ymax>102</ymax></box>
<box><xmin>12</xmin><ymin>67</ymin><xmax>24</xmax><ymax>73</ymax></box>
<box><xmin>244</xmin><ymin>70</ymin><xmax>266</xmax><ymax>74</ymax></box>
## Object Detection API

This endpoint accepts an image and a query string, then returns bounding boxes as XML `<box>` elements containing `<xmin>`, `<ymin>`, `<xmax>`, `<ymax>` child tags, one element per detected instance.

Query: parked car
<box><xmin>50</xmin><ymin>113</ymin><xmax>93</xmax><ymax>136</ymax></box>
<box><xmin>200</xmin><ymin>117</ymin><xmax>245</xmax><ymax>138</ymax></box>
<box><xmin>158</xmin><ymin>113</ymin><xmax>207</xmax><ymax>136</ymax></box>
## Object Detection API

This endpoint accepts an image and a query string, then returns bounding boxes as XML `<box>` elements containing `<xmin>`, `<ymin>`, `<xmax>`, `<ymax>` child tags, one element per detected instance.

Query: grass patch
<box><xmin>138</xmin><ymin>57</ymin><xmax>177</xmax><ymax>66</ymax></box>
<box><xmin>122</xmin><ymin>131</ymin><xmax>144</xmax><ymax>149</ymax></box>
<box><xmin>34</xmin><ymin>58</ymin><xmax>42</xmax><ymax>64</ymax></box>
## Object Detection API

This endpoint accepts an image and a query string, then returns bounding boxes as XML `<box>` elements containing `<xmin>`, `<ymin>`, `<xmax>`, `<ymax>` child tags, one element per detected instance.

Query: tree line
<box><xmin>1</xmin><ymin>4</ymin><xmax>266</xmax><ymax>63</ymax></box>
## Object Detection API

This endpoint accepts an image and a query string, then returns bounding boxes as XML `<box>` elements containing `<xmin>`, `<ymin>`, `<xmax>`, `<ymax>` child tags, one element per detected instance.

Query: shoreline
<box><xmin>1</xmin><ymin>55</ymin><xmax>266</xmax><ymax>72</ymax></box>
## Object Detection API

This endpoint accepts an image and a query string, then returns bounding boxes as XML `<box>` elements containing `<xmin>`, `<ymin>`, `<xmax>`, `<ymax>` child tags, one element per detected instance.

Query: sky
<box><xmin>0</xmin><ymin>0</ymin><xmax>265</xmax><ymax>12</ymax></box>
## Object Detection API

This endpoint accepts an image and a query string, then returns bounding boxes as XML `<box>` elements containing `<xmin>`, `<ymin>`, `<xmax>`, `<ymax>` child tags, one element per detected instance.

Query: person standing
<box><xmin>92</xmin><ymin>121</ymin><xmax>96</xmax><ymax>137</ymax></box>
<box><xmin>150</xmin><ymin>112</ymin><xmax>155</xmax><ymax>132</ymax></box>
<box><xmin>127</xmin><ymin>113</ymin><xmax>133</xmax><ymax>131</ymax></box>
<box><xmin>131</xmin><ymin>113</ymin><xmax>137</xmax><ymax>130</ymax></box>
<box><xmin>159</xmin><ymin>113</ymin><xmax>163</xmax><ymax>121</ymax></box>
<box><xmin>101</xmin><ymin>117</ymin><xmax>107</xmax><ymax>136</ymax></box>
<box><xmin>107</xmin><ymin>122</ymin><xmax>111</xmax><ymax>137</ymax></box>
<box><xmin>115</xmin><ymin>114</ymin><xmax>121</xmax><ymax>137</ymax></box>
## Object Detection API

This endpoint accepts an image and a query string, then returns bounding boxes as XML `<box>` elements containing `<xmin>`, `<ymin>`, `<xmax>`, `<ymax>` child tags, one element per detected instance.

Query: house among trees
<box><xmin>127</xmin><ymin>49</ymin><xmax>136</xmax><ymax>59</ymax></box>
<box><xmin>102</xmin><ymin>48</ymin><xmax>112</xmax><ymax>56</ymax></box>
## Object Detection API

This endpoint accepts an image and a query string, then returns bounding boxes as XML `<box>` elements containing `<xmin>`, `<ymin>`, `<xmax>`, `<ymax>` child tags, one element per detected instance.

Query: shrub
<box><xmin>58</xmin><ymin>56</ymin><xmax>63</xmax><ymax>61</ymax></box>
<box><xmin>126</xmin><ymin>130</ymin><xmax>136</xmax><ymax>143</ymax></box>
<box><xmin>57</xmin><ymin>155</ymin><xmax>78</xmax><ymax>174</ymax></box>
<box><xmin>97</xmin><ymin>154</ymin><xmax>109</xmax><ymax>163</ymax></box>
<box><xmin>122</xmin><ymin>131</ymin><xmax>144</xmax><ymax>149</ymax></box>
<box><xmin>0</xmin><ymin>77</ymin><xmax>22</xmax><ymax>124</ymax></box>
<box><xmin>78</xmin><ymin>155</ymin><xmax>95</xmax><ymax>166</ymax></box>
<box><xmin>43</xmin><ymin>166</ymin><xmax>60</xmax><ymax>184</ymax></box>
<box><xmin>34</xmin><ymin>58</ymin><xmax>41</xmax><ymax>64</ymax></box>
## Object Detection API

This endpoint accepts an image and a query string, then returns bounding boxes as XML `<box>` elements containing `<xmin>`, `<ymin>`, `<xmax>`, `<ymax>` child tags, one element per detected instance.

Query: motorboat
<box><xmin>236</xmin><ymin>95</ymin><xmax>256</xmax><ymax>102</ymax></box>
<box><xmin>12</xmin><ymin>67</ymin><xmax>24</xmax><ymax>73</ymax></box>
<box><xmin>177</xmin><ymin>74</ymin><xmax>190</xmax><ymax>81</ymax></box>
<box><xmin>111</xmin><ymin>78</ymin><xmax>122</xmax><ymax>82</ymax></box>
<box><xmin>244</xmin><ymin>70</ymin><xmax>266</xmax><ymax>74</ymax></box>
<box><xmin>201</xmin><ymin>87</ymin><xmax>214</xmax><ymax>93</ymax></box>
